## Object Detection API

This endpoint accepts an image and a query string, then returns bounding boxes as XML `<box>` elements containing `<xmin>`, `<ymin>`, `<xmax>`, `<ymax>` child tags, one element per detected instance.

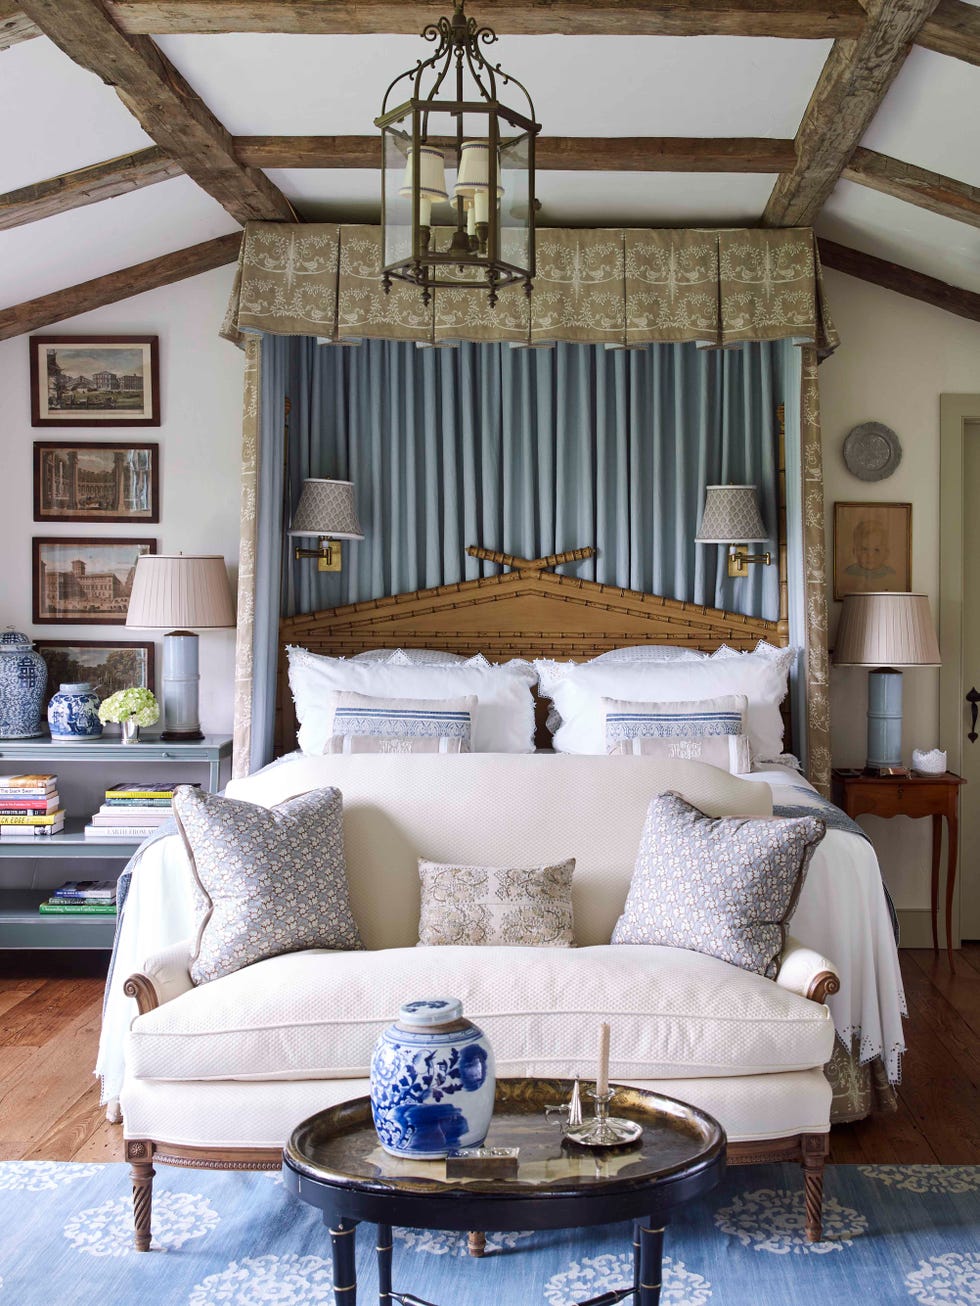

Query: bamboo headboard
<box><xmin>275</xmin><ymin>547</ymin><xmax>790</xmax><ymax>756</ymax></box>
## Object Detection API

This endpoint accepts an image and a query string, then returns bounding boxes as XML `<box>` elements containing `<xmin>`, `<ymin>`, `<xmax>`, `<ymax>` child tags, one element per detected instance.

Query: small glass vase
<box><xmin>120</xmin><ymin>719</ymin><xmax>140</xmax><ymax>745</ymax></box>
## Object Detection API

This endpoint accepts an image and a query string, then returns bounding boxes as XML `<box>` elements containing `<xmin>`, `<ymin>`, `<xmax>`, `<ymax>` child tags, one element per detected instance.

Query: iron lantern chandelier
<box><xmin>375</xmin><ymin>0</ymin><xmax>541</xmax><ymax>307</ymax></box>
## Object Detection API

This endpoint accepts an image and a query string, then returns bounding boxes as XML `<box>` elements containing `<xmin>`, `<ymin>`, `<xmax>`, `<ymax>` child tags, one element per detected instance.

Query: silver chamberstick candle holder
<box><xmin>563</xmin><ymin>1089</ymin><xmax>643</xmax><ymax>1149</ymax></box>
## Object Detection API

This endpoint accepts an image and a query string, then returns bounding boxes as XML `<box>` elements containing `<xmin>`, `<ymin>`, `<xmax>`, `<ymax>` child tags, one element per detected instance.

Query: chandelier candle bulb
<box><xmin>597</xmin><ymin>1022</ymin><xmax>610</xmax><ymax>1097</ymax></box>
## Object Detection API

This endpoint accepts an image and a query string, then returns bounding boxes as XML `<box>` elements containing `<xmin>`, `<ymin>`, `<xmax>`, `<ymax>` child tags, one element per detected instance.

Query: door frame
<box><xmin>939</xmin><ymin>394</ymin><xmax>980</xmax><ymax>945</ymax></box>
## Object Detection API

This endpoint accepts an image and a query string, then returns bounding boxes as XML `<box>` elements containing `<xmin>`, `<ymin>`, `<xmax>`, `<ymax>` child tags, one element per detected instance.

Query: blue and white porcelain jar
<box><xmin>370</xmin><ymin>997</ymin><xmax>495</xmax><ymax>1159</ymax></box>
<box><xmin>47</xmin><ymin>683</ymin><xmax>103</xmax><ymax>741</ymax></box>
<box><xmin>0</xmin><ymin>629</ymin><xmax>47</xmax><ymax>739</ymax></box>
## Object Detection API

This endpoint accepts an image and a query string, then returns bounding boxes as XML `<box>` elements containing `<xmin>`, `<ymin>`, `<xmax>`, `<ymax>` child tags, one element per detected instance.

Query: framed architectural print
<box><xmin>35</xmin><ymin>640</ymin><xmax>154</xmax><ymax>709</ymax></box>
<box><xmin>34</xmin><ymin>441</ymin><xmax>159</xmax><ymax>523</ymax></box>
<box><xmin>29</xmin><ymin>335</ymin><xmax>160</xmax><ymax>427</ymax></box>
<box><xmin>32</xmin><ymin>537</ymin><xmax>157</xmax><ymax>625</ymax></box>
<box><xmin>833</xmin><ymin>501</ymin><xmax>912</xmax><ymax>601</ymax></box>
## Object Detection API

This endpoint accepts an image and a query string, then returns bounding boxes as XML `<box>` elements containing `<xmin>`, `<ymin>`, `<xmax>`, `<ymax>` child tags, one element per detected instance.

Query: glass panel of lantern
<box><xmin>380</xmin><ymin>112</ymin><xmax>416</xmax><ymax>278</ymax></box>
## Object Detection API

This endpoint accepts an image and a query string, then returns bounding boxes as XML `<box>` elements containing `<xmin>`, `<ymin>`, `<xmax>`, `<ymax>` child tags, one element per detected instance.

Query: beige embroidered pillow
<box><xmin>608</xmin><ymin>733</ymin><xmax>752</xmax><ymax>773</ymax></box>
<box><xmin>418</xmin><ymin>858</ymin><xmax>575</xmax><ymax>947</ymax></box>
<box><xmin>324</xmin><ymin>691</ymin><xmax>477</xmax><ymax>754</ymax></box>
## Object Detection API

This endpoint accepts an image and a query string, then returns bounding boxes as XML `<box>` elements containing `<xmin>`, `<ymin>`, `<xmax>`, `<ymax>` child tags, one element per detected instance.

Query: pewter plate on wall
<box><xmin>843</xmin><ymin>422</ymin><xmax>902</xmax><ymax>481</ymax></box>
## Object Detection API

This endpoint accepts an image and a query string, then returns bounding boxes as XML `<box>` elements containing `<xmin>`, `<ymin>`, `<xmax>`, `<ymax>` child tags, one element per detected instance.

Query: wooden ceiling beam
<box><xmin>109</xmin><ymin>0</ymin><xmax>867</xmax><ymax>38</ymax></box>
<box><xmin>0</xmin><ymin>232</ymin><xmax>241</xmax><ymax>341</ymax></box>
<box><xmin>17</xmin><ymin>0</ymin><xmax>295</xmax><ymax>225</ymax></box>
<box><xmin>235</xmin><ymin>135</ymin><xmax>797</xmax><ymax>172</ymax></box>
<box><xmin>918</xmin><ymin>0</ymin><xmax>980</xmax><ymax>66</ymax></box>
<box><xmin>0</xmin><ymin>1</ymin><xmax>40</xmax><ymax>47</ymax></box>
<box><xmin>763</xmin><ymin>0</ymin><xmax>941</xmax><ymax>228</ymax></box>
<box><xmin>818</xmin><ymin>237</ymin><xmax>980</xmax><ymax>323</ymax></box>
<box><xmin>0</xmin><ymin>147</ymin><xmax>181</xmax><ymax>231</ymax></box>
<box><xmin>843</xmin><ymin>146</ymin><xmax>980</xmax><ymax>228</ymax></box>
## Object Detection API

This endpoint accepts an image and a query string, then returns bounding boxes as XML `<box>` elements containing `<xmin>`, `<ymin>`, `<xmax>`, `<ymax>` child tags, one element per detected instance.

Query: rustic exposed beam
<box><xmin>843</xmin><ymin>147</ymin><xmax>980</xmax><ymax>229</ymax></box>
<box><xmin>918</xmin><ymin>0</ymin><xmax>980</xmax><ymax>66</ymax></box>
<box><xmin>235</xmin><ymin>135</ymin><xmax>797</xmax><ymax>173</ymax></box>
<box><xmin>0</xmin><ymin>147</ymin><xmax>182</xmax><ymax>231</ymax></box>
<box><xmin>763</xmin><ymin>0</ymin><xmax>941</xmax><ymax>228</ymax></box>
<box><xmin>818</xmin><ymin>237</ymin><xmax>980</xmax><ymax>323</ymax></box>
<box><xmin>0</xmin><ymin>1</ymin><xmax>40</xmax><ymax>47</ymax></box>
<box><xmin>0</xmin><ymin>232</ymin><xmax>242</xmax><ymax>341</ymax></box>
<box><xmin>109</xmin><ymin>0</ymin><xmax>867</xmax><ymax>38</ymax></box>
<box><xmin>18</xmin><ymin>0</ymin><xmax>295</xmax><ymax>224</ymax></box>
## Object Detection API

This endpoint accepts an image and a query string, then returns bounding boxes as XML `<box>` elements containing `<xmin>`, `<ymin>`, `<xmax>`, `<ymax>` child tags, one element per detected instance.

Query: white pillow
<box><xmin>535</xmin><ymin>643</ymin><xmax>796</xmax><ymax>759</ymax></box>
<box><xmin>592</xmin><ymin>645</ymin><xmax>707</xmax><ymax>664</ymax></box>
<box><xmin>288</xmin><ymin>647</ymin><xmax>537</xmax><ymax>754</ymax></box>
<box><xmin>352</xmin><ymin>649</ymin><xmax>469</xmax><ymax>665</ymax></box>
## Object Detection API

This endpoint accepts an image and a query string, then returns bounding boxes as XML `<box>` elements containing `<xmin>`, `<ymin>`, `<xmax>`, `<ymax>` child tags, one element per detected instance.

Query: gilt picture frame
<box><xmin>833</xmin><ymin>501</ymin><xmax>912</xmax><ymax>601</ymax></box>
<box><xmin>29</xmin><ymin>335</ymin><xmax>160</xmax><ymax>427</ymax></box>
<box><xmin>32</xmin><ymin>537</ymin><xmax>157</xmax><ymax>625</ymax></box>
<box><xmin>34</xmin><ymin>441</ymin><xmax>159</xmax><ymax>523</ymax></box>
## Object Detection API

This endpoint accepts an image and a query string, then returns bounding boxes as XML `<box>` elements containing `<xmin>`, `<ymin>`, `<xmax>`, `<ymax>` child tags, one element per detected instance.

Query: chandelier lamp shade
<box><xmin>833</xmin><ymin>591</ymin><xmax>941</xmax><ymax>771</ymax></box>
<box><xmin>126</xmin><ymin>554</ymin><xmax>236</xmax><ymax>742</ymax></box>
<box><xmin>288</xmin><ymin>478</ymin><xmax>364</xmax><ymax>573</ymax></box>
<box><xmin>695</xmin><ymin>485</ymin><xmax>772</xmax><ymax>579</ymax></box>
<box><xmin>375</xmin><ymin>0</ymin><xmax>541</xmax><ymax>307</ymax></box>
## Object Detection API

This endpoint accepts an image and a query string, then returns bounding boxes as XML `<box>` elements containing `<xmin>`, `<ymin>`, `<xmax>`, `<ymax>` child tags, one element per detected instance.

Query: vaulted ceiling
<box><xmin>1</xmin><ymin>0</ymin><xmax>978</xmax><ymax>340</ymax></box>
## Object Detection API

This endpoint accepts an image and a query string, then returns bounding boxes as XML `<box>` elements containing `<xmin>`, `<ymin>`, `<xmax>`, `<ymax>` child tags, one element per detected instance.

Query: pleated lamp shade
<box><xmin>126</xmin><ymin>555</ymin><xmax>235</xmax><ymax>630</ymax></box>
<box><xmin>288</xmin><ymin>479</ymin><xmax>364</xmax><ymax>540</ymax></box>
<box><xmin>834</xmin><ymin>592</ymin><xmax>941</xmax><ymax>667</ymax></box>
<box><xmin>695</xmin><ymin>485</ymin><xmax>768</xmax><ymax>543</ymax></box>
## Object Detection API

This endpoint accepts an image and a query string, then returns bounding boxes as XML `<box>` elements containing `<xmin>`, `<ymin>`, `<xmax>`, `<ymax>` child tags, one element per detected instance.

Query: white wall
<box><xmin>819</xmin><ymin>269</ymin><xmax>980</xmax><ymax>915</ymax></box>
<box><xmin>0</xmin><ymin>264</ymin><xmax>244</xmax><ymax>735</ymax></box>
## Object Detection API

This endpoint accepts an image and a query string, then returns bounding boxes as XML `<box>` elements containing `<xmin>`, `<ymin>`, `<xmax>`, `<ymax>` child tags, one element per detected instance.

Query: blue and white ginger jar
<box><xmin>47</xmin><ymin>682</ymin><xmax>103</xmax><ymax>740</ymax></box>
<box><xmin>0</xmin><ymin>628</ymin><xmax>47</xmax><ymax>739</ymax></box>
<box><xmin>370</xmin><ymin>997</ymin><xmax>495</xmax><ymax>1159</ymax></box>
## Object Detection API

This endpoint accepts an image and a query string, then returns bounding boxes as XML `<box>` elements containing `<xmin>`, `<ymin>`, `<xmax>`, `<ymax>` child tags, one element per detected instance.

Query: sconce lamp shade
<box><xmin>289</xmin><ymin>479</ymin><xmax>364</xmax><ymax>541</ymax></box>
<box><xmin>125</xmin><ymin>555</ymin><xmax>235</xmax><ymax>630</ymax></box>
<box><xmin>695</xmin><ymin>485</ymin><xmax>768</xmax><ymax>544</ymax></box>
<box><xmin>833</xmin><ymin>592</ymin><xmax>941</xmax><ymax>667</ymax></box>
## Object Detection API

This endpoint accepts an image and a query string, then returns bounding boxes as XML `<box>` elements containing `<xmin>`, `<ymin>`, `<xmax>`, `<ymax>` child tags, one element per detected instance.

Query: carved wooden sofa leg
<box><xmin>801</xmin><ymin>1133</ymin><xmax>827</xmax><ymax>1243</ymax></box>
<box><xmin>126</xmin><ymin>1140</ymin><xmax>155</xmax><ymax>1251</ymax></box>
<box><xmin>468</xmin><ymin>1231</ymin><xmax>486</xmax><ymax>1257</ymax></box>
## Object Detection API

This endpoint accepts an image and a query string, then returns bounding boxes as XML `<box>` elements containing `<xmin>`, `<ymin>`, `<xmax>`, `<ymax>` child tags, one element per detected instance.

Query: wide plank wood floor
<box><xmin>0</xmin><ymin>946</ymin><xmax>978</xmax><ymax>1165</ymax></box>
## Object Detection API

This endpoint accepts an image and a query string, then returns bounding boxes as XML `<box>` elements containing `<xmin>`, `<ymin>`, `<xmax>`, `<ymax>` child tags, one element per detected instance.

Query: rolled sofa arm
<box><xmin>775</xmin><ymin>936</ymin><xmax>841</xmax><ymax>1005</ymax></box>
<box><xmin>124</xmin><ymin>937</ymin><xmax>195</xmax><ymax>1016</ymax></box>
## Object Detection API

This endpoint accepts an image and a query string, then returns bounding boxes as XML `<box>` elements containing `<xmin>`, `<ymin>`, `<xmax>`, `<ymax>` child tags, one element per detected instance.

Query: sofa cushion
<box><xmin>612</xmin><ymin>793</ymin><xmax>826</xmax><ymax>979</ymax></box>
<box><xmin>173</xmin><ymin>786</ymin><xmax>362</xmax><ymax>984</ymax></box>
<box><xmin>125</xmin><ymin>944</ymin><xmax>835</xmax><ymax>1084</ymax></box>
<box><xmin>417</xmin><ymin>858</ymin><xmax>575</xmax><ymax>947</ymax></box>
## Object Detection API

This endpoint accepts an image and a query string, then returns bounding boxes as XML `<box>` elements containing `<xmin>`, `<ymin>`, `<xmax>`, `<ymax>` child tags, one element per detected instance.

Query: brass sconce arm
<box><xmin>727</xmin><ymin>545</ymin><xmax>772</xmax><ymax>579</ymax></box>
<box><xmin>293</xmin><ymin>537</ymin><xmax>343</xmax><ymax>573</ymax></box>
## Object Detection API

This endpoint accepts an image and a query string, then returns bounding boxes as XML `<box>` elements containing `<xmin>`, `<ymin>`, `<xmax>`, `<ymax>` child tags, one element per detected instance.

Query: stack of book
<box><xmin>83</xmin><ymin>782</ymin><xmax>192</xmax><ymax>841</ymax></box>
<box><xmin>0</xmin><ymin>775</ymin><xmax>65</xmax><ymax>840</ymax></box>
<box><xmin>40</xmin><ymin>880</ymin><xmax>117</xmax><ymax>915</ymax></box>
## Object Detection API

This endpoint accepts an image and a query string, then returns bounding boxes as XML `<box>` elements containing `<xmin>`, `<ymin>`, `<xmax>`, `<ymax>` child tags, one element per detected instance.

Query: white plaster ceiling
<box><xmin>2</xmin><ymin>25</ymin><xmax>979</xmax><ymax>313</ymax></box>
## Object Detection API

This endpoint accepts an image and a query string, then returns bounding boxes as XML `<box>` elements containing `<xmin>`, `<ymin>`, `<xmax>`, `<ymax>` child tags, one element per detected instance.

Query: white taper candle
<box><xmin>597</xmin><ymin>1022</ymin><xmax>610</xmax><ymax>1096</ymax></box>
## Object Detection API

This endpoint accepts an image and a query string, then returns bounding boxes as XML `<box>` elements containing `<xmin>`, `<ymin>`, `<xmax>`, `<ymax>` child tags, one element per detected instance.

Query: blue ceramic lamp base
<box><xmin>866</xmin><ymin>667</ymin><xmax>903</xmax><ymax>769</ymax></box>
<box><xmin>162</xmin><ymin>631</ymin><xmax>204</xmax><ymax>741</ymax></box>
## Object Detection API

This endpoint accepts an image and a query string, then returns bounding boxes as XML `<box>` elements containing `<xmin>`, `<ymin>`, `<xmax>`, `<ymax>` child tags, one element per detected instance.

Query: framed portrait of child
<box><xmin>833</xmin><ymin>502</ymin><xmax>912</xmax><ymax>601</ymax></box>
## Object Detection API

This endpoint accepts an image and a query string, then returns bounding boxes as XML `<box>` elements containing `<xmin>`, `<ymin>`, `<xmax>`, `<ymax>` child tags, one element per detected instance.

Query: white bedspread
<box><xmin>96</xmin><ymin>761</ymin><xmax>906</xmax><ymax>1105</ymax></box>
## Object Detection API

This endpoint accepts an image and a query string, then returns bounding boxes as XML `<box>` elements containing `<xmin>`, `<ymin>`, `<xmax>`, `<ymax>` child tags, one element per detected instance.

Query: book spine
<box><xmin>83</xmin><ymin>825</ymin><xmax>157</xmax><ymax>838</ymax></box>
<box><xmin>104</xmin><ymin>800</ymin><xmax>173</xmax><ymax>808</ymax></box>
<box><xmin>0</xmin><ymin>805</ymin><xmax>57</xmax><ymax>815</ymax></box>
<box><xmin>105</xmin><ymin>792</ymin><xmax>177</xmax><ymax>801</ymax></box>
<box><xmin>0</xmin><ymin>825</ymin><xmax>65</xmax><ymax>837</ymax></box>
<box><xmin>39</xmin><ymin>903</ymin><xmax>117</xmax><ymax>915</ymax></box>
<box><xmin>53</xmin><ymin>895</ymin><xmax>116</xmax><ymax>904</ymax></box>
<box><xmin>0</xmin><ymin>813</ymin><xmax>64</xmax><ymax>825</ymax></box>
<box><xmin>0</xmin><ymin>789</ymin><xmax>56</xmax><ymax>799</ymax></box>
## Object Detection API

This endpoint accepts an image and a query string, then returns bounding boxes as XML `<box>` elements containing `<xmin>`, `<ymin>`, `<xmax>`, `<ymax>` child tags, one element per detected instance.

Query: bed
<box><xmin>98</xmin><ymin>548</ymin><xmax>905</xmax><ymax>1129</ymax></box>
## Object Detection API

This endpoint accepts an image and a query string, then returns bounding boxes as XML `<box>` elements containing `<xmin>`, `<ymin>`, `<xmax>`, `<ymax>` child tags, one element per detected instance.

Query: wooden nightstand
<box><xmin>831</xmin><ymin>769</ymin><xmax>967</xmax><ymax>967</ymax></box>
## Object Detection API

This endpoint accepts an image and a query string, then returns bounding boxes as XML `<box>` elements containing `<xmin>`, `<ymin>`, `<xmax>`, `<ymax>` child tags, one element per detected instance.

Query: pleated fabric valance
<box><xmin>221</xmin><ymin>223</ymin><xmax>840</xmax><ymax>355</ymax></box>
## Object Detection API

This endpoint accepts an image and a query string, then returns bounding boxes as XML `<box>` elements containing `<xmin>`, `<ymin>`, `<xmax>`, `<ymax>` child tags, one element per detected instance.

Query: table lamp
<box><xmin>126</xmin><ymin>555</ymin><xmax>236</xmax><ymax>741</ymax></box>
<box><xmin>833</xmin><ymin>591</ymin><xmax>941</xmax><ymax>771</ymax></box>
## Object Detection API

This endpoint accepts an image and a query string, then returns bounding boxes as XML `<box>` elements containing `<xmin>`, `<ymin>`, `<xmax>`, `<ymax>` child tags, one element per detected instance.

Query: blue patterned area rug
<box><xmin>1</xmin><ymin>1162</ymin><xmax>978</xmax><ymax>1305</ymax></box>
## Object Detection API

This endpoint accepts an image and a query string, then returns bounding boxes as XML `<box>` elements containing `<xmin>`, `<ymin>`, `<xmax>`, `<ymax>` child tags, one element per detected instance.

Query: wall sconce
<box><xmin>695</xmin><ymin>484</ymin><xmax>772</xmax><ymax>579</ymax></box>
<box><xmin>288</xmin><ymin>479</ymin><xmax>364</xmax><ymax>573</ymax></box>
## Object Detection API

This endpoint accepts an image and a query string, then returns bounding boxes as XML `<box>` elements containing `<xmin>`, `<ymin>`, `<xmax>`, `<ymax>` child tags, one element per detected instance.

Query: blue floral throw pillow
<box><xmin>173</xmin><ymin>785</ymin><xmax>363</xmax><ymax>985</ymax></box>
<box><xmin>611</xmin><ymin>792</ymin><xmax>826</xmax><ymax>979</ymax></box>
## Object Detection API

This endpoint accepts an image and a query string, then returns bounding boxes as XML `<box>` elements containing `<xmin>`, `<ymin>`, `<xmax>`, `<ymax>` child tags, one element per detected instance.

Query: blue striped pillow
<box><xmin>603</xmin><ymin>694</ymin><xmax>748</xmax><ymax>750</ymax></box>
<box><xmin>325</xmin><ymin>692</ymin><xmax>477</xmax><ymax>754</ymax></box>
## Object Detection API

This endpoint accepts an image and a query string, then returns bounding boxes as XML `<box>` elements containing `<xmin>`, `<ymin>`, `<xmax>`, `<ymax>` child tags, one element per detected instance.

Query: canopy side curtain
<box><xmin>233</xmin><ymin>336</ymin><xmax>828</xmax><ymax>792</ymax></box>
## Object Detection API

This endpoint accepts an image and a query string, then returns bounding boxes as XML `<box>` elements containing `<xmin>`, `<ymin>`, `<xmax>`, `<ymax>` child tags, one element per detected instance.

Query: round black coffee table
<box><xmin>282</xmin><ymin>1077</ymin><xmax>725</xmax><ymax>1306</ymax></box>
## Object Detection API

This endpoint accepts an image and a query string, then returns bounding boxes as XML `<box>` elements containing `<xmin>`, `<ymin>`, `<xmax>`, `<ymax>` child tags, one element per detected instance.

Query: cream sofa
<box><xmin>120</xmin><ymin>754</ymin><xmax>840</xmax><ymax>1248</ymax></box>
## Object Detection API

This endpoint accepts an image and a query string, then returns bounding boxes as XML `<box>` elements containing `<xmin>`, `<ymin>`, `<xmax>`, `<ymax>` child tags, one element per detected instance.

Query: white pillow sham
<box><xmin>535</xmin><ymin>643</ymin><xmax>796</xmax><ymax>759</ymax></box>
<box><xmin>352</xmin><ymin>648</ymin><xmax>468</xmax><ymax>665</ymax></box>
<box><xmin>288</xmin><ymin>646</ymin><xmax>537</xmax><ymax>754</ymax></box>
<box><xmin>592</xmin><ymin>645</ymin><xmax>707</xmax><ymax>664</ymax></box>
